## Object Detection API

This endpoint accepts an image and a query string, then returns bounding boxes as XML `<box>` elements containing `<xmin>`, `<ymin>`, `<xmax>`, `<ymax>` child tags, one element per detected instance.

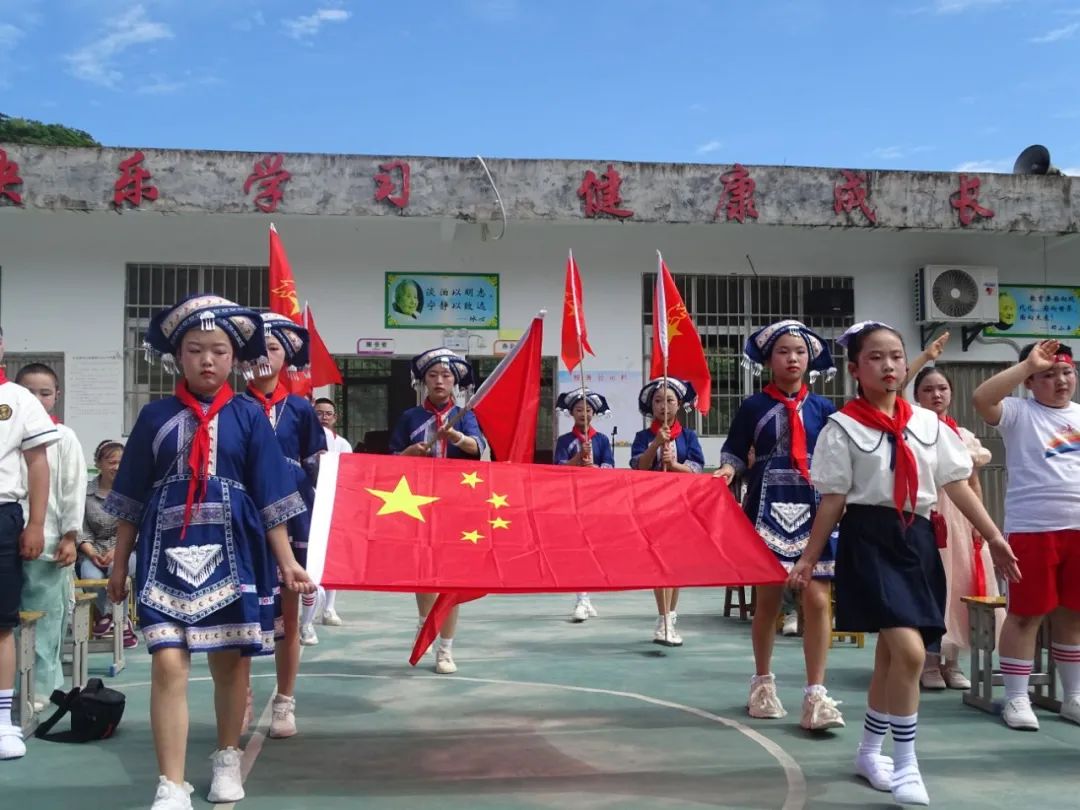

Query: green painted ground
<box><xmin>3</xmin><ymin>590</ymin><xmax>1077</xmax><ymax>810</ymax></box>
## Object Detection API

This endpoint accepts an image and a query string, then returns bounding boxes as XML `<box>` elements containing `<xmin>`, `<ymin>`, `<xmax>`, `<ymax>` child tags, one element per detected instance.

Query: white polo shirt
<box><xmin>322</xmin><ymin>426</ymin><xmax>353</xmax><ymax>453</ymax></box>
<box><xmin>0</xmin><ymin>380</ymin><xmax>60</xmax><ymax>503</ymax></box>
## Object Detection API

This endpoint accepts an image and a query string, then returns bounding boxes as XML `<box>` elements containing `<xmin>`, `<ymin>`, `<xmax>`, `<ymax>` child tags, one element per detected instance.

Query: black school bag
<box><xmin>35</xmin><ymin>678</ymin><xmax>125</xmax><ymax>743</ymax></box>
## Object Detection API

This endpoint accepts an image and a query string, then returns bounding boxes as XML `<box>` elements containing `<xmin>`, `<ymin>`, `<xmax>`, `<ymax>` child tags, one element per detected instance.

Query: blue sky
<box><xmin>1</xmin><ymin>0</ymin><xmax>1079</xmax><ymax>174</ymax></box>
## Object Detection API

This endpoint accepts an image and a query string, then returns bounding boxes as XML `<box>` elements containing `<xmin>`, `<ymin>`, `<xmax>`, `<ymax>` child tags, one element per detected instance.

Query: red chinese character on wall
<box><xmin>577</xmin><ymin>164</ymin><xmax>633</xmax><ymax>218</ymax></box>
<box><xmin>950</xmin><ymin>174</ymin><xmax>994</xmax><ymax>226</ymax></box>
<box><xmin>0</xmin><ymin>149</ymin><xmax>23</xmax><ymax>205</ymax></box>
<box><xmin>113</xmin><ymin>151</ymin><xmax>158</xmax><ymax>209</ymax></box>
<box><xmin>244</xmin><ymin>154</ymin><xmax>291</xmax><ymax>213</ymax></box>
<box><xmin>833</xmin><ymin>169</ymin><xmax>877</xmax><ymax>224</ymax></box>
<box><xmin>374</xmin><ymin>160</ymin><xmax>411</xmax><ymax>209</ymax></box>
<box><xmin>716</xmin><ymin>163</ymin><xmax>758</xmax><ymax>223</ymax></box>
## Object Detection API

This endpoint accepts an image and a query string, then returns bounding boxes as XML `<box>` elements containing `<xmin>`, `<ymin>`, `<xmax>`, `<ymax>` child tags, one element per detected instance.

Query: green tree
<box><xmin>0</xmin><ymin>113</ymin><xmax>99</xmax><ymax>147</ymax></box>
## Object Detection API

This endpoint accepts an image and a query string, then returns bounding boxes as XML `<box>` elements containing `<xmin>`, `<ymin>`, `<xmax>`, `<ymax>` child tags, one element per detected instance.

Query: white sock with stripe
<box><xmin>0</xmin><ymin>689</ymin><xmax>13</xmax><ymax>728</ymax></box>
<box><xmin>1000</xmin><ymin>657</ymin><xmax>1034</xmax><ymax>701</ymax></box>
<box><xmin>1052</xmin><ymin>643</ymin><xmax>1080</xmax><ymax>700</ymax></box>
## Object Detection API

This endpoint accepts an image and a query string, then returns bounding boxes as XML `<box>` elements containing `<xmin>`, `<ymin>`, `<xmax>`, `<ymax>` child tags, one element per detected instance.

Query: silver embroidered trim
<box><xmin>164</xmin><ymin>544</ymin><xmax>224</xmax><ymax>588</ymax></box>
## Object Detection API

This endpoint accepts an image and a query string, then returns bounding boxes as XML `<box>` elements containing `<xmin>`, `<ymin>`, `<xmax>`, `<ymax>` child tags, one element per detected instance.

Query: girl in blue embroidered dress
<box><xmin>105</xmin><ymin>295</ymin><xmax>314</xmax><ymax>810</ymax></box>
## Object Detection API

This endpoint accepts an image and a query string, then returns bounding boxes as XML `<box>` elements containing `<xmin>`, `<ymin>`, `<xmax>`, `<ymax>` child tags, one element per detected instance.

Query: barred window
<box><xmin>123</xmin><ymin>263</ymin><xmax>269</xmax><ymax>433</ymax></box>
<box><xmin>643</xmin><ymin>274</ymin><xmax>855</xmax><ymax>436</ymax></box>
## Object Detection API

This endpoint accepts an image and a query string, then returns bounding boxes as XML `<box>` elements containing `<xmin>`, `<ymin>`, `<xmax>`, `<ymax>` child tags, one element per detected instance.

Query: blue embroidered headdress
<box><xmin>637</xmin><ymin>377</ymin><xmax>696</xmax><ymax>416</ymax></box>
<box><xmin>743</xmin><ymin>319</ymin><xmax>836</xmax><ymax>383</ymax></box>
<box><xmin>143</xmin><ymin>294</ymin><xmax>268</xmax><ymax>379</ymax></box>
<box><xmin>410</xmin><ymin>347</ymin><xmax>475</xmax><ymax>390</ymax></box>
<box><xmin>556</xmin><ymin>388</ymin><xmax>611</xmax><ymax>416</ymax></box>
<box><xmin>260</xmin><ymin>312</ymin><xmax>310</xmax><ymax>378</ymax></box>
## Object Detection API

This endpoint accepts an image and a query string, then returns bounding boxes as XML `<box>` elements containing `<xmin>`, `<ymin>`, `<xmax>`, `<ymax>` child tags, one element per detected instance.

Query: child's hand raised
<box><xmin>281</xmin><ymin>561</ymin><xmax>316</xmax><ymax>594</ymax></box>
<box><xmin>926</xmin><ymin>331</ymin><xmax>950</xmax><ymax>361</ymax></box>
<box><xmin>1024</xmin><ymin>340</ymin><xmax>1061</xmax><ymax>373</ymax></box>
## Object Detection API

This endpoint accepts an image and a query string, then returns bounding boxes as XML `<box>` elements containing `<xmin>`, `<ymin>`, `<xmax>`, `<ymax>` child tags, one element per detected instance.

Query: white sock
<box><xmin>890</xmin><ymin>712</ymin><xmax>918</xmax><ymax>769</ymax></box>
<box><xmin>576</xmin><ymin>592</ymin><xmax>590</xmax><ymax>601</ymax></box>
<box><xmin>437</xmin><ymin>636</ymin><xmax>453</xmax><ymax>653</ymax></box>
<box><xmin>1052</xmin><ymin>643</ymin><xmax>1080</xmax><ymax>700</ymax></box>
<box><xmin>804</xmin><ymin>683</ymin><xmax>827</xmax><ymax>697</ymax></box>
<box><xmin>751</xmin><ymin>672</ymin><xmax>774</xmax><ymax>687</ymax></box>
<box><xmin>857</xmin><ymin>708</ymin><xmax>890</xmax><ymax>758</ymax></box>
<box><xmin>1000</xmin><ymin>656</ymin><xmax>1034</xmax><ymax>701</ymax></box>
<box><xmin>0</xmin><ymin>689</ymin><xmax>12</xmax><ymax>728</ymax></box>
<box><xmin>300</xmin><ymin>588</ymin><xmax>320</xmax><ymax>625</ymax></box>
<box><xmin>323</xmin><ymin>590</ymin><xmax>337</xmax><ymax>612</ymax></box>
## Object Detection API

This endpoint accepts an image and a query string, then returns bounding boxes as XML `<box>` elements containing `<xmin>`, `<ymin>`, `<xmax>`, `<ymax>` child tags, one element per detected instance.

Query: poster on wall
<box><xmin>984</xmin><ymin>285</ymin><xmax>1080</xmax><ymax>338</ymax></box>
<box><xmin>385</xmin><ymin>272</ymin><xmax>499</xmax><ymax>329</ymax></box>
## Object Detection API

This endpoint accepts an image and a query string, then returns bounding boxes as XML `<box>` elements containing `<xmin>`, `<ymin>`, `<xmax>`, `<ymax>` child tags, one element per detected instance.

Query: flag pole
<box><xmin>570</xmin><ymin>250</ymin><xmax>592</xmax><ymax>464</ymax></box>
<box><xmin>656</xmin><ymin>250</ymin><xmax>673</xmax><ymax>639</ymax></box>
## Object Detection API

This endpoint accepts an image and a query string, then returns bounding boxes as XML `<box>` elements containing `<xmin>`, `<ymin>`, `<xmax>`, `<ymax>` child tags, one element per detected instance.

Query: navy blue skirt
<box><xmin>834</xmin><ymin>504</ymin><xmax>946</xmax><ymax>647</ymax></box>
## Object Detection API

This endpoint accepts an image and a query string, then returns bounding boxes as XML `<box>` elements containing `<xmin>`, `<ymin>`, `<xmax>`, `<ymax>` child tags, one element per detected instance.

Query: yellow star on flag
<box><xmin>461</xmin><ymin>529</ymin><xmax>484</xmax><ymax>544</ymax></box>
<box><xmin>486</xmin><ymin>493</ymin><xmax>509</xmax><ymax>509</ymax></box>
<box><xmin>460</xmin><ymin>471</ymin><xmax>483</xmax><ymax>489</ymax></box>
<box><xmin>489</xmin><ymin>517</ymin><xmax>511</xmax><ymax>530</ymax></box>
<box><xmin>365</xmin><ymin>476</ymin><xmax>440</xmax><ymax>522</ymax></box>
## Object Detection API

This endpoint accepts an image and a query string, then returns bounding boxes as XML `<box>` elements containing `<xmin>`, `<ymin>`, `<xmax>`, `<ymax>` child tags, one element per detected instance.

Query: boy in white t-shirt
<box><xmin>973</xmin><ymin>339</ymin><xmax>1080</xmax><ymax>731</ymax></box>
<box><xmin>0</xmin><ymin>329</ymin><xmax>60</xmax><ymax>760</ymax></box>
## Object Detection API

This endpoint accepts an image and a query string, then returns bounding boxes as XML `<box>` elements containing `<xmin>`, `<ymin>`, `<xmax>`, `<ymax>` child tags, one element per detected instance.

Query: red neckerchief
<box><xmin>649</xmin><ymin>419</ymin><xmax>683</xmax><ymax>439</ymax></box>
<box><xmin>247</xmin><ymin>380</ymin><xmax>289</xmax><ymax>418</ymax></box>
<box><xmin>175</xmin><ymin>380</ymin><xmax>234</xmax><ymax>539</ymax></box>
<box><xmin>424</xmin><ymin>398</ymin><xmax>455</xmax><ymax>458</ymax></box>
<box><xmin>572</xmin><ymin>426</ymin><xmax>598</xmax><ymax>442</ymax></box>
<box><xmin>940</xmin><ymin>413</ymin><xmax>961</xmax><ymax>436</ymax></box>
<box><xmin>841</xmin><ymin>396</ymin><xmax>918</xmax><ymax>524</ymax></box>
<box><xmin>0</xmin><ymin>369</ymin><xmax>7</xmax><ymax>385</ymax></box>
<box><xmin>763</xmin><ymin>383</ymin><xmax>811</xmax><ymax>483</ymax></box>
<box><xmin>50</xmin><ymin>415</ymin><xmax>62</xmax><ymax>424</ymax></box>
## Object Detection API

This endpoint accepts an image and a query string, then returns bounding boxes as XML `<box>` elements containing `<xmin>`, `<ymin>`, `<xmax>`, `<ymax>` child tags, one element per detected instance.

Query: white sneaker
<box><xmin>0</xmin><ymin>726</ymin><xmax>26</xmax><ymax>760</ymax></box>
<box><xmin>920</xmin><ymin>666</ymin><xmax>947</xmax><ymax>690</ymax></box>
<box><xmin>781</xmin><ymin>612</ymin><xmax>799</xmax><ymax>636</ymax></box>
<box><xmin>747</xmin><ymin>675</ymin><xmax>787</xmax><ymax>719</ymax></box>
<box><xmin>854</xmin><ymin>753</ymin><xmax>894</xmax><ymax>792</ymax></box>
<box><xmin>150</xmin><ymin>776</ymin><xmax>194</xmax><ymax>810</ymax></box>
<box><xmin>321</xmin><ymin>608</ymin><xmax>343</xmax><ymax>626</ymax></box>
<box><xmin>800</xmin><ymin>690</ymin><xmax>845</xmax><ymax>731</ymax></box>
<box><xmin>299</xmin><ymin>623</ymin><xmax>319</xmax><ymax>646</ymax></box>
<box><xmin>891</xmin><ymin>761</ymin><xmax>929</xmax><ymax>806</ymax></box>
<box><xmin>268</xmin><ymin>694</ymin><xmax>297</xmax><ymax>739</ymax></box>
<box><xmin>1060</xmin><ymin>696</ymin><xmax>1080</xmax><ymax>726</ymax></box>
<box><xmin>1002</xmin><ymin>696</ymin><xmax>1040</xmax><ymax>731</ymax></box>
<box><xmin>570</xmin><ymin>597</ymin><xmax>594</xmax><ymax>623</ymax></box>
<box><xmin>941</xmin><ymin>664</ymin><xmax>971</xmax><ymax>690</ymax></box>
<box><xmin>207</xmin><ymin>747</ymin><xmax>244</xmax><ymax>803</ymax></box>
<box><xmin>652</xmin><ymin>614</ymin><xmax>683</xmax><ymax>646</ymax></box>
<box><xmin>435</xmin><ymin>647</ymin><xmax>458</xmax><ymax>674</ymax></box>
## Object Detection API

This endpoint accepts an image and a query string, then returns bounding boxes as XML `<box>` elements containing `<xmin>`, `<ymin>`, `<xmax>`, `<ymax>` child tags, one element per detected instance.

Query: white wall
<box><xmin>3</xmin><ymin>208</ymin><xmax>1078</xmax><ymax>462</ymax></box>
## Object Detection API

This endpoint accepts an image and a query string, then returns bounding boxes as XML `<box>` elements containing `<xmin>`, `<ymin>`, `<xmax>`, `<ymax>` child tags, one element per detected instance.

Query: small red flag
<box><xmin>269</xmin><ymin>224</ymin><xmax>303</xmax><ymax>323</ymax></box>
<box><xmin>303</xmin><ymin>303</ymin><xmax>343</xmax><ymax>388</ymax></box>
<box><xmin>650</xmin><ymin>254</ymin><xmax>712</xmax><ymax>414</ymax></box>
<box><xmin>469</xmin><ymin>313</ymin><xmax>543</xmax><ymax>464</ymax></box>
<box><xmin>560</xmin><ymin>251</ymin><xmax>594</xmax><ymax>372</ymax></box>
<box><xmin>306</xmin><ymin>453</ymin><xmax>786</xmax><ymax>663</ymax></box>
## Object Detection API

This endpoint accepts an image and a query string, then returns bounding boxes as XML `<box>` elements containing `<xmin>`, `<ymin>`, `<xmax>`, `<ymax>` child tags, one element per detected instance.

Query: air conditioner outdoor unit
<box><xmin>915</xmin><ymin>265</ymin><xmax>999</xmax><ymax>324</ymax></box>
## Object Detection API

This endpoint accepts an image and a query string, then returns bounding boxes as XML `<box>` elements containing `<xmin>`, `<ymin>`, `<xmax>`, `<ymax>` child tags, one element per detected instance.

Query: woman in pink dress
<box><xmin>912</xmin><ymin>359</ymin><xmax>1000</xmax><ymax>689</ymax></box>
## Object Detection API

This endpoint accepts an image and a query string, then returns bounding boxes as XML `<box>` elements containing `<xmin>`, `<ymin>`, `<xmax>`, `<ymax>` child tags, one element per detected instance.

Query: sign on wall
<box><xmin>385</xmin><ymin>272</ymin><xmax>499</xmax><ymax>329</ymax></box>
<box><xmin>984</xmin><ymin>285</ymin><xmax>1080</xmax><ymax>339</ymax></box>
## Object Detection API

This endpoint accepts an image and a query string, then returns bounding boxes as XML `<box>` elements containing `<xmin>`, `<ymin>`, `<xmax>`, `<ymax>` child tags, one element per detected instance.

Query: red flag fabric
<box><xmin>468</xmin><ymin>313</ymin><xmax>543</xmax><ymax>463</ymax></box>
<box><xmin>303</xmin><ymin>303</ymin><xmax>343</xmax><ymax>387</ymax></box>
<box><xmin>650</xmin><ymin>257</ymin><xmax>713</xmax><ymax>414</ymax></box>
<box><xmin>306</xmin><ymin>453</ymin><xmax>787</xmax><ymax>662</ymax></box>
<box><xmin>560</xmin><ymin>251</ymin><xmax>594</xmax><ymax>372</ymax></box>
<box><xmin>269</xmin><ymin>224</ymin><xmax>303</xmax><ymax>323</ymax></box>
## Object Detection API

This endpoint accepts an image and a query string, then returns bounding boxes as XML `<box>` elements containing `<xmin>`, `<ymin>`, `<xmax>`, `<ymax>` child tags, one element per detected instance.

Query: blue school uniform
<box><xmin>720</xmin><ymin>390</ymin><xmax>837</xmax><ymax>576</ymax></box>
<box><xmin>242</xmin><ymin>391</ymin><xmax>326</xmax><ymax>568</ymax></box>
<box><xmin>630</xmin><ymin>426</ymin><xmax>705</xmax><ymax>472</ymax></box>
<box><xmin>554</xmin><ymin>430</ymin><xmax>615</xmax><ymax>468</ymax></box>
<box><xmin>389</xmin><ymin>404</ymin><xmax>486</xmax><ymax>460</ymax></box>
<box><xmin>104</xmin><ymin>395</ymin><xmax>306</xmax><ymax>656</ymax></box>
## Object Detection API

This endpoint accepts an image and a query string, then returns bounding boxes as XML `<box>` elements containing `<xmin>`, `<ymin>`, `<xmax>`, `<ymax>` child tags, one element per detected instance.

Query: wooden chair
<box><xmin>62</xmin><ymin>593</ymin><xmax>97</xmax><ymax>689</ymax></box>
<box><xmin>961</xmin><ymin>595</ymin><xmax>1060</xmax><ymax>714</ymax></box>
<box><xmin>14</xmin><ymin>610</ymin><xmax>44</xmax><ymax>735</ymax></box>
<box><xmin>723</xmin><ymin>586</ymin><xmax>756</xmax><ymax>620</ymax></box>
<box><xmin>73</xmin><ymin>578</ymin><xmax>130</xmax><ymax>677</ymax></box>
<box><xmin>828</xmin><ymin>583</ymin><xmax>864</xmax><ymax>648</ymax></box>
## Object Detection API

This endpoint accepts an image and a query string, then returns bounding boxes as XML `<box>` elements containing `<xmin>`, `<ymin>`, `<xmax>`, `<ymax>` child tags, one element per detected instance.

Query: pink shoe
<box><xmin>122</xmin><ymin>618</ymin><xmax>139</xmax><ymax>649</ymax></box>
<box><xmin>93</xmin><ymin>616</ymin><xmax>114</xmax><ymax>638</ymax></box>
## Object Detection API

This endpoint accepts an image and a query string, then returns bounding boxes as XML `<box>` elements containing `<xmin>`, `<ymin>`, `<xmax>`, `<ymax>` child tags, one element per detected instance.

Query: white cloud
<box><xmin>283</xmin><ymin>8</ymin><xmax>350</xmax><ymax>40</ymax></box>
<box><xmin>928</xmin><ymin>0</ymin><xmax>1011</xmax><ymax>13</ymax></box>
<box><xmin>1029</xmin><ymin>22</ymin><xmax>1080</xmax><ymax>43</ymax></box>
<box><xmin>469</xmin><ymin>0</ymin><xmax>519</xmax><ymax>22</ymax></box>
<box><xmin>953</xmin><ymin>159</ymin><xmax>1011</xmax><ymax>173</ymax></box>
<box><xmin>872</xmin><ymin>145</ymin><xmax>935</xmax><ymax>160</ymax></box>
<box><xmin>1062</xmin><ymin>167</ymin><xmax>1080</xmax><ymax>177</ymax></box>
<box><xmin>0</xmin><ymin>22</ymin><xmax>23</xmax><ymax>48</ymax></box>
<box><xmin>696</xmin><ymin>139</ymin><xmax>723</xmax><ymax>155</ymax></box>
<box><xmin>65</xmin><ymin>5</ymin><xmax>172</xmax><ymax>88</ymax></box>
<box><xmin>233</xmin><ymin>10</ymin><xmax>266</xmax><ymax>32</ymax></box>
<box><xmin>688</xmin><ymin>102</ymin><xmax>706</xmax><ymax>113</ymax></box>
<box><xmin>137</xmin><ymin>70</ymin><xmax>221</xmax><ymax>96</ymax></box>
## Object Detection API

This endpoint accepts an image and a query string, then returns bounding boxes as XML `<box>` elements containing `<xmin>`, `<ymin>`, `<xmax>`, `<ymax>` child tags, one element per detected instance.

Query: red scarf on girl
<box><xmin>175</xmin><ymin>380</ymin><xmax>234</xmax><ymax>538</ymax></box>
<box><xmin>0</xmin><ymin>369</ymin><xmax>7</xmax><ymax>385</ymax></box>
<box><xmin>764</xmin><ymin>383</ymin><xmax>811</xmax><ymax>483</ymax></box>
<box><xmin>424</xmin><ymin>398</ymin><xmax>455</xmax><ymax>457</ymax></box>
<box><xmin>840</xmin><ymin>395</ymin><xmax>918</xmax><ymax>524</ymax></box>
<box><xmin>247</xmin><ymin>380</ymin><xmax>289</xmax><ymax>418</ymax></box>
<box><xmin>649</xmin><ymin>419</ymin><xmax>683</xmax><ymax>439</ymax></box>
<box><xmin>940</xmin><ymin>413</ymin><xmax>961</xmax><ymax>436</ymax></box>
<box><xmin>572</xmin><ymin>426</ymin><xmax>598</xmax><ymax>442</ymax></box>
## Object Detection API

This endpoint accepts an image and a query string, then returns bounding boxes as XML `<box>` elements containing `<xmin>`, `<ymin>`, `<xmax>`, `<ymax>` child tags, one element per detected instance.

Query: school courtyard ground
<box><xmin>3</xmin><ymin>589</ymin><xmax>1077</xmax><ymax>810</ymax></box>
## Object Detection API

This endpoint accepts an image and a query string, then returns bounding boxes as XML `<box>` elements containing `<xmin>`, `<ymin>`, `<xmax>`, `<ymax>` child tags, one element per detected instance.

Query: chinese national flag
<box><xmin>468</xmin><ymin>313</ymin><xmax>543</xmax><ymax>464</ymax></box>
<box><xmin>306</xmin><ymin>453</ymin><xmax>786</xmax><ymax>663</ymax></box>
<box><xmin>560</xmin><ymin>250</ymin><xmax>593</xmax><ymax>372</ymax></box>
<box><xmin>650</xmin><ymin>254</ymin><xmax>712</xmax><ymax>414</ymax></box>
<box><xmin>268</xmin><ymin>224</ymin><xmax>342</xmax><ymax>389</ymax></box>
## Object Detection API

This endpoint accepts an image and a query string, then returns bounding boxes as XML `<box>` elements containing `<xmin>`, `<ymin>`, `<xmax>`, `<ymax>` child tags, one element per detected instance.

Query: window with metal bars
<box><xmin>643</xmin><ymin>274</ymin><xmax>855</xmax><ymax>436</ymax></box>
<box><xmin>123</xmin><ymin>263</ymin><xmax>269</xmax><ymax>433</ymax></box>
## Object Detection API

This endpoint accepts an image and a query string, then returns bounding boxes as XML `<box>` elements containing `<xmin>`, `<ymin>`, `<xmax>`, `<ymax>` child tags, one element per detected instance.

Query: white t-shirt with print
<box><xmin>0</xmin><ymin>381</ymin><xmax>60</xmax><ymax>502</ymax></box>
<box><xmin>996</xmin><ymin>396</ymin><xmax>1080</xmax><ymax>533</ymax></box>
